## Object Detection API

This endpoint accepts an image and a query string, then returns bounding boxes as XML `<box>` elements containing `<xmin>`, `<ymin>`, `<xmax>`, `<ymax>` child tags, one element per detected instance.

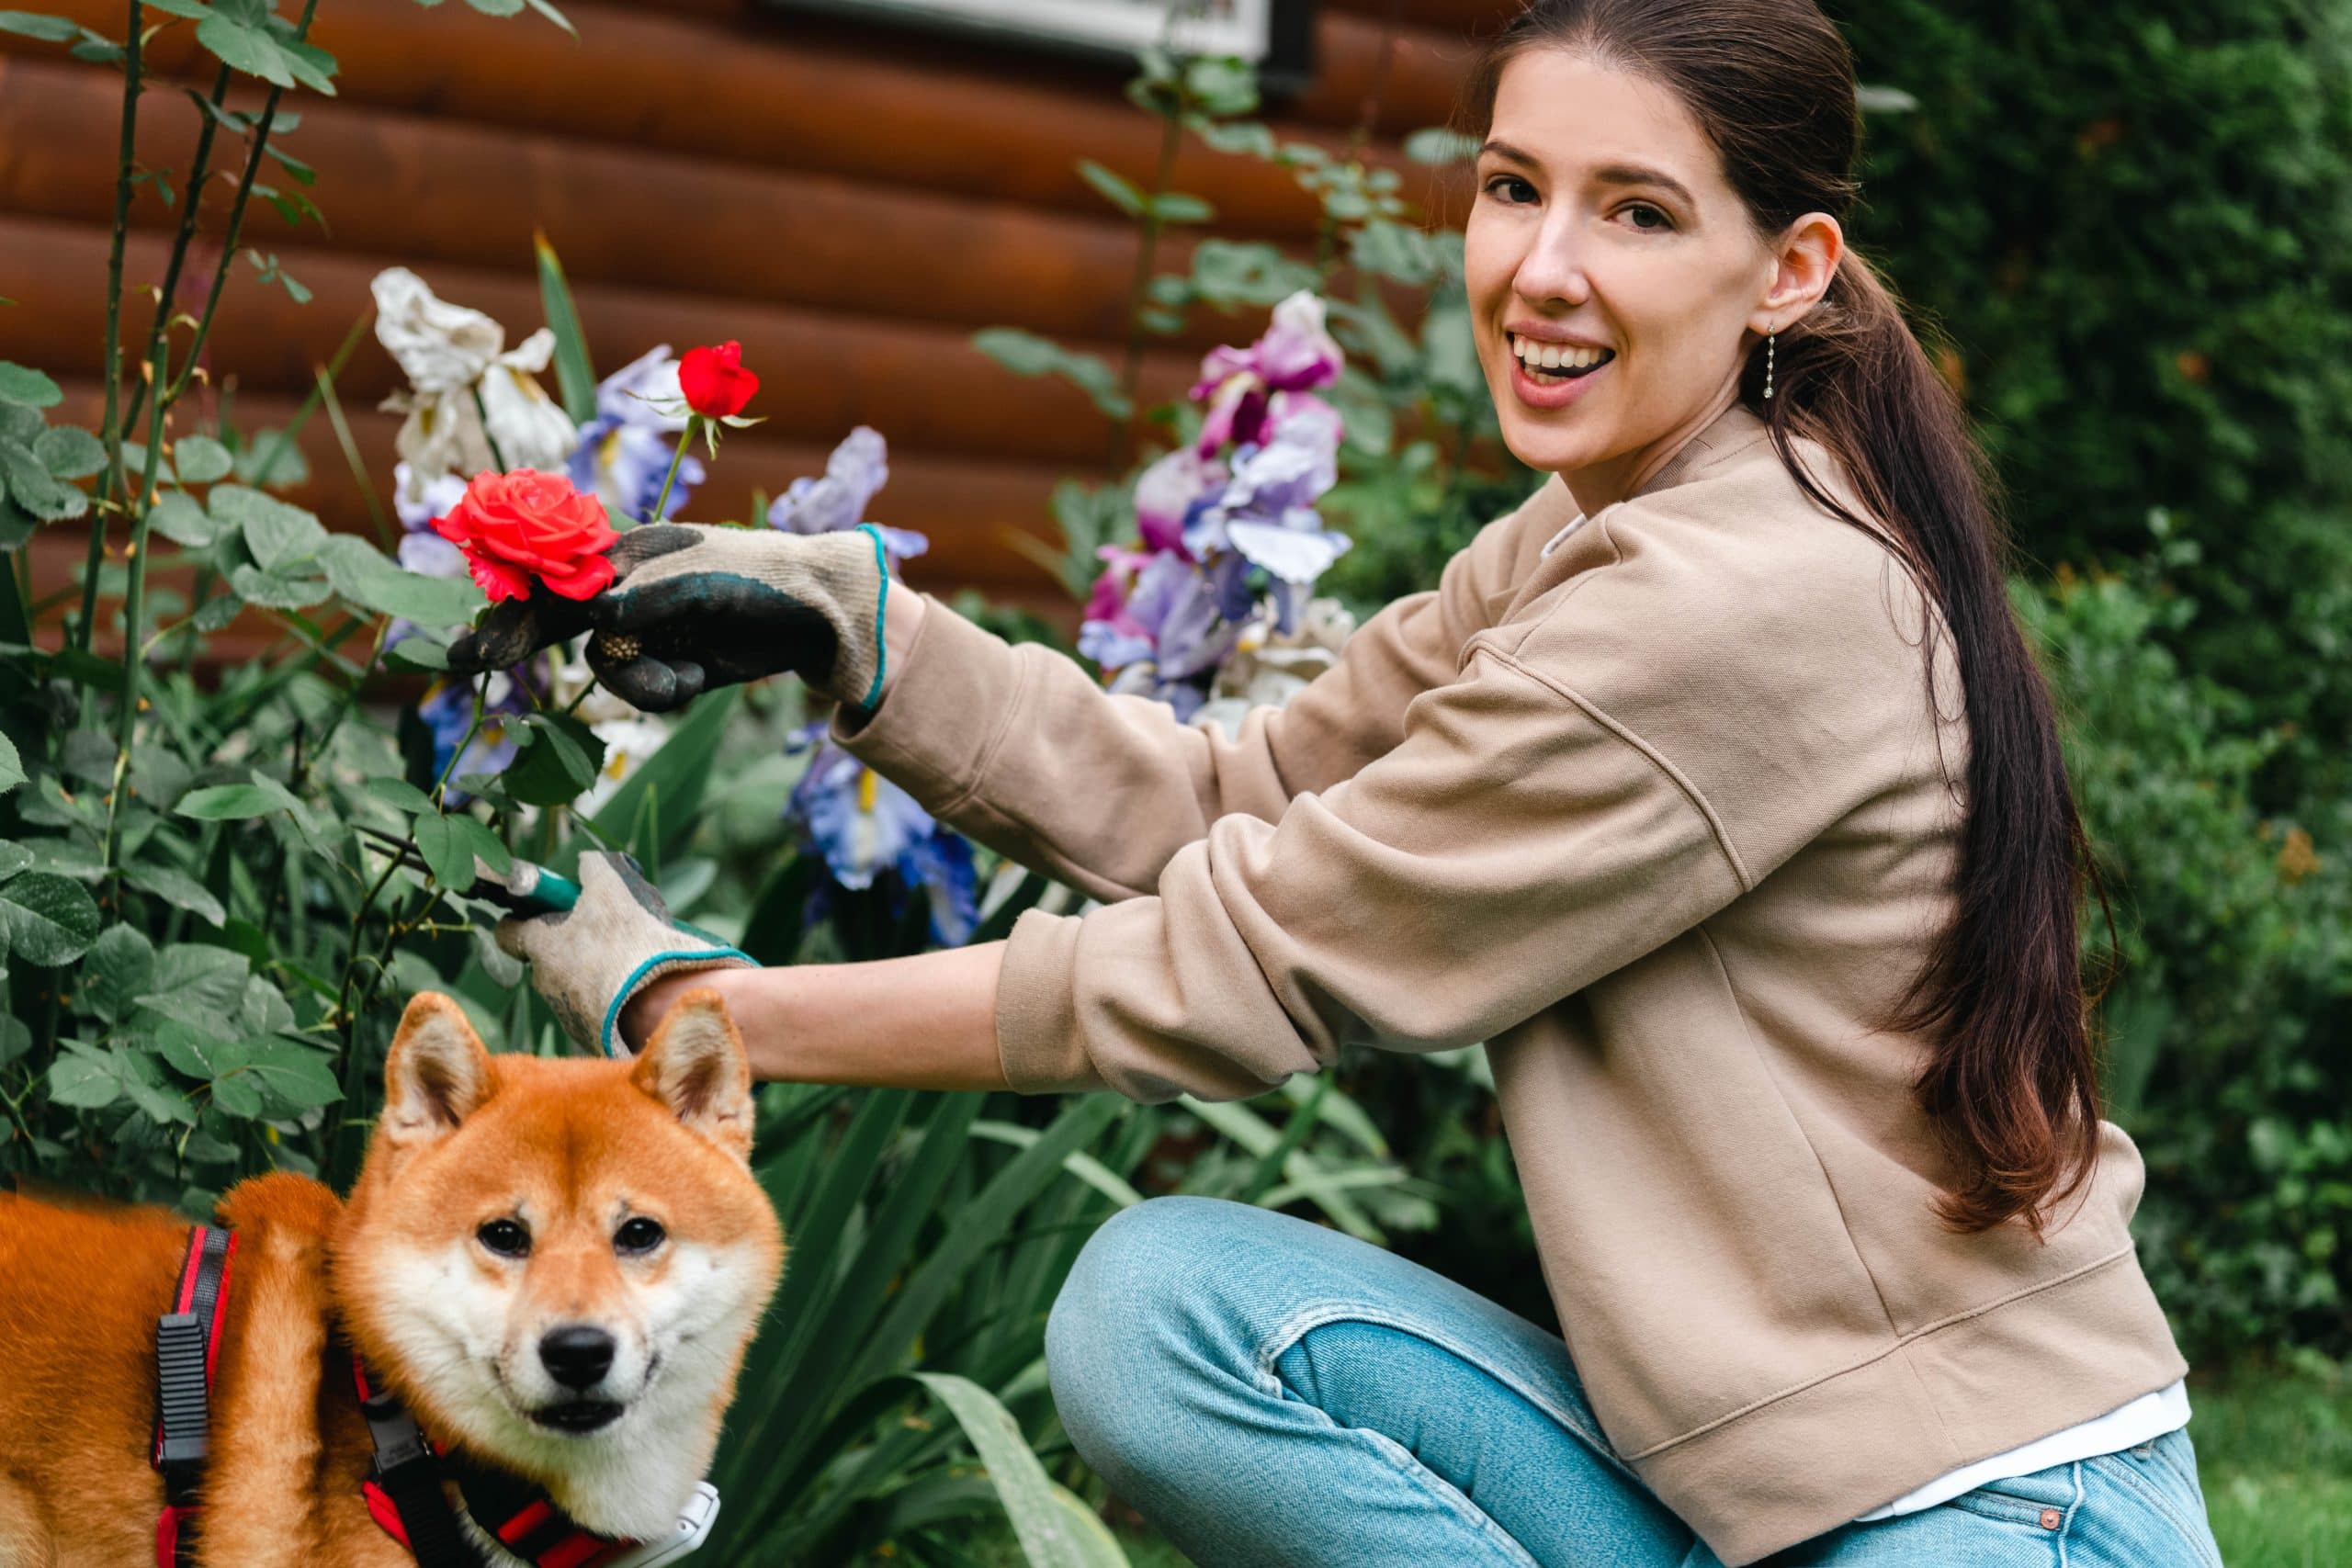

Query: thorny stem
<box><xmin>119</xmin><ymin>62</ymin><xmax>235</xmax><ymax>439</ymax></box>
<box><xmin>100</xmin><ymin>338</ymin><xmax>174</xmax><ymax>887</ymax></box>
<box><xmin>78</xmin><ymin>0</ymin><xmax>146</xmax><ymax>661</ymax></box>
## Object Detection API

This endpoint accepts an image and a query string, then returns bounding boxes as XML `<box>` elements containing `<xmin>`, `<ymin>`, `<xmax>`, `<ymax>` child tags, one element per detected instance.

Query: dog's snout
<box><xmin>539</xmin><ymin>1325</ymin><xmax>616</xmax><ymax>1390</ymax></box>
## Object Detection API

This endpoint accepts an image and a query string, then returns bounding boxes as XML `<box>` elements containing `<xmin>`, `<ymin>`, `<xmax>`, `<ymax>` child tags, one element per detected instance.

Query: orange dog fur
<box><xmin>0</xmin><ymin>988</ymin><xmax>784</xmax><ymax>1568</ymax></box>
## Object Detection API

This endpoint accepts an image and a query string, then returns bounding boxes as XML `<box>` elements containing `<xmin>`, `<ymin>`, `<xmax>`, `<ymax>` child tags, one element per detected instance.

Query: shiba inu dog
<box><xmin>0</xmin><ymin>988</ymin><xmax>784</xmax><ymax>1567</ymax></box>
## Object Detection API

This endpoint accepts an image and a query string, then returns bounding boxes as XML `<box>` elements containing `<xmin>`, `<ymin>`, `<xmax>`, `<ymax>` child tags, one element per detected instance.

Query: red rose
<box><xmin>678</xmin><ymin>340</ymin><xmax>759</xmax><ymax>419</ymax></box>
<box><xmin>431</xmin><ymin>468</ymin><xmax>619</xmax><ymax>604</ymax></box>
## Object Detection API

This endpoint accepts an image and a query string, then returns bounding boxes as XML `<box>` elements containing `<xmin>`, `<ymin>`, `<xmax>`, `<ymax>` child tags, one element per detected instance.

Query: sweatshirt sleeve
<box><xmin>988</xmin><ymin>642</ymin><xmax>1754</xmax><ymax>1100</ymax></box>
<box><xmin>827</xmin><ymin>485</ymin><xmax>1557</xmax><ymax>904</ymax></box>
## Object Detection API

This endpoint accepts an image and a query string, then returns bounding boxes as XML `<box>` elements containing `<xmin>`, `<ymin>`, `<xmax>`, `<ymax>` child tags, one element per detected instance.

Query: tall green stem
<box><xmin>78</xmin><ymin>0</ymin><xmax>146</xmax><ymax>660</ymax></box>
<box><xmin>119</xmin><ymin>63</ymin><xmax>234</xmax><ymax>440</ymax></box>
<box><xmin>1111</xmin><ymin>100</ymin><xmax>1188</xmax><ymax>470</ymax></box>
<box><xmin>100</xmin><ymin>337</ymin><xmax>174</xmax><ymax>883</ymax></box>
<box><xmin>649</xmin><ymin>420</ymin><xmax>695</xmax><ymax>523</ymax></box>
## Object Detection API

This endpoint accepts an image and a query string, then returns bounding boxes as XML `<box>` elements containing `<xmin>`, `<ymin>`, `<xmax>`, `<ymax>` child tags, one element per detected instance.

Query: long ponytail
<box><xmin>1463</xmin><ymin>0</ymin><xmax>2115</xmax><ymax>1235</ymax></box>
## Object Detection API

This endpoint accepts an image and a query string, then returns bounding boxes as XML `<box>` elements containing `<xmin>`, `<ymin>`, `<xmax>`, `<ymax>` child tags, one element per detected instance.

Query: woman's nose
<box><xmin>1511</xmin><ymin>219</ymin><xmax>1595</xmax><ymax>307</ymax></box>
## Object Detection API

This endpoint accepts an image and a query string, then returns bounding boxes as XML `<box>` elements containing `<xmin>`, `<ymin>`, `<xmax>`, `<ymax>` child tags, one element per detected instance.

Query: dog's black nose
<box><xmin>539</xmin><ymin>1325</ymin><xmax>616</xmax><ymax>1390</ymax></box>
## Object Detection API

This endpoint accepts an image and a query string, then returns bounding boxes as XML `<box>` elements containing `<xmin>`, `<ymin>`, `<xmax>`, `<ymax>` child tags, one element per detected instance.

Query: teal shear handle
<box><xmin>498</xmin><ymin>861</ymin><xmax>583</xmax><ymax>918</ymax></box>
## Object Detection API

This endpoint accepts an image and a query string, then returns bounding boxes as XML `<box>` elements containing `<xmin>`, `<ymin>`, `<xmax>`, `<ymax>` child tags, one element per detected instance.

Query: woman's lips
<box><xmin>1508</xmin><ymin>345</ymin><xmax>1611</xmax><ymax>411</ymax></box>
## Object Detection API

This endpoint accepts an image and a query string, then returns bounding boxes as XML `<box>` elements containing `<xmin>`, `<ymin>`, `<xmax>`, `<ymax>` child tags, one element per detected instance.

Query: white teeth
<box><xmin>1512</xmin><ymin>334</ymin><xmax>1611</xmax><ymax>373</ymax></box>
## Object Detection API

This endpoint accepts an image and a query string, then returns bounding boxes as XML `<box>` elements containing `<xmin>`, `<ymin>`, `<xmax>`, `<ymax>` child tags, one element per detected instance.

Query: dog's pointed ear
<box><xmin>631</xmin><ymin>987</ymin><xmax>754</xmax><ymax>1161</ymax></box>
<box><xmin>382</xmin><ymin>993</ymin><xmax>494</xmax><ymax>1150</ymax></box>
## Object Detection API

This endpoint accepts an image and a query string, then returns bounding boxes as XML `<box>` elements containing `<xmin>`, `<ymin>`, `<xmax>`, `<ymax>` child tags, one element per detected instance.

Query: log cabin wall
<box><xmin>1</xmin><ymin>0</ymin><xmax>1515</xmax><ymax>639</ymax></box>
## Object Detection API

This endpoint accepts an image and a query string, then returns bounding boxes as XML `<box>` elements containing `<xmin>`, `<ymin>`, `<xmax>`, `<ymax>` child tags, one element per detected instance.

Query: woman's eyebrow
<box><xmin>1477</xmin><ymin>141</ymin><xmax>1696</xmax><ymax>209</ymax></box>
<box><xmin>1593</xmin><ymin>163</ymin><xmax>1697</xmax><ymax>208</ymax></box>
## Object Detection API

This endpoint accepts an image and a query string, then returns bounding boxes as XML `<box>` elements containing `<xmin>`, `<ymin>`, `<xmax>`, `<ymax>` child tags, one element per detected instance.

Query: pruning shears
<box><xmin>356</xmin><ymin>825</ymin><xmax>582</xmax><ymax>917</ymax></box>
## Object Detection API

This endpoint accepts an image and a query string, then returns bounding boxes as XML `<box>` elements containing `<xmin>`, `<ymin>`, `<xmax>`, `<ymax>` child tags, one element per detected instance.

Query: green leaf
<box><xmin>85</xmin><ymin>925</ymin><xmax>157</xmax><ymax>1025</ymax></box>
<box><xmin>196</xmin><ymin>14</ymin><xmax>292</xmax><ymax>86</ymax></box>
<box><xmin>0</xmin><ymin>840</ymin><xmax>31</xmax><ymax>881</ymax></box>
<box><xmin>365</xmin><ymin>777</ymin><xmax>435</xmax><ymax>817</ymax></box>
<box><xmin>412</xmin><ymin>810</ymin><xmax>474</xmax><ymax>891</ymax></box>
<box><xmin>119</xmin><ymin>441</ymin><xmax>175</xmax><ymax>486</ymax></box>
<box><xmin>175</xmin><ymin>774</ymin><xmax>302</xmax><ymax>821</ymax></box>
<box><xmin>124</xmin><ymin>863</ymin><xmax>226</xmax><ymax>928</ymax></box>
<box><xmin>34</xmin><ymin>425</ymin><xmax>105</xmax><ymax>479</ymax></box>
<box><xmin>454</xmin><ymin>814</ymin><xmax>512</xmax><ymax>878</ymax></box>
<box><xmin>0</xmin><ymin>437</ymin><xmax>85</xmax><ymax>521</ymax></box>
<box><xmin>237</xmin><ymin>1043</ymin><xmax>342</xmax><ymax>1113</ymax></box>
<box><xmin>239</xmin><ymin>975</ymin><xmax>296</xmax><ymax>1038</ymax></box>
<box><xmin>143</xmin><ymin>0</ymin><xmax>214</xmax><ymax>17</ymax></box>
<box><xmin>1147</xmin><ymin>191</ymin><xmax>1214</xmax><ymax>224</ymax></box>
<box><xmin>521</xmin><ymin>0</ymin><xmax>575</xmax><ymax>37</ymax></box>
<box><xmin>1404</xmin><ymin>127</ymin><xmax>1479</xmax><ymax>165</ymax></box>
<box><xmin>0</xmin><ymin>873</ymin><xmax>102</xmax><ymax>964</ymax></box>
<box><xmin>463</xmin><ymin>0</ymin><xmax>525</xmax><ymax>13</ymax></box>
<box><xmin>0</xmin><ymin>13</ymin><xmax>78</xmax><ymax>42</ymax></box>
<box><xmin>148</xmin><ymin>491</ymin><xmax>223</xmax><ymax>547</ymax></box>
<box><xmin>534</xmin><ymin>231</ymin><xmax>598</xmax><ymax>424</ymax></box>
<box><xmin>0</xmin><ymin>362</ymin><xmax>60</xmax><ymax>407</ymax></box>
<box><xmin>0</xmin><ymin>730</ymin><xmax>19</xmax><ymax>795</ymax></box>
<box><xmin>48</xmin><ymin>1043</ymin><xmax>123</xmax><ymax>1110</ymax></box>
<box><xmin>906</xmin><ymin>1371</ymin><xmax>1128</xmax><ymax>1568</ymax></box>
<box><xmin>502</xmin><ymin>712</ymin><xmax>604</xmax><ymax>807</ymax></box>
<box><xmin>1075</xmin><ymin>160</ymin><xmax>1146</xmax><ymax>218</ymax></box>
<box><xmin>385</xmin><ymin>636</ymin><xmax>449</xmax><ymax>672</ymax></box>
<box><xmin>138</xmin><ymin>945</ymin><xmax>253</xmax><ymax>1039</ymax></box>
<box><xmin>213</xmin><ymin>483</ymin><xmax>326</xmax><ymax>569</ymax></box>
<box><xmin>320</xmin><ymin>535</ymin><xmax>482</xmax><ymax>626</ymax></box>
<box><xmin>228</xmin><ymin>562</ymin><xmax>331</xmax><ymax>610</ymax></box>
<box><xmin>172</xmin><ymin>434</ymin><xmax>234</xmax><ymax>484</ymax></box>
<box><xmin>968</xmin><ymin>330</ymin><xmax>1131</xmax><ymax>423</ymax></box>
<box><xmin>270</xmin><ymin>38</ymin><xmax>337</xmax><ymax>97</ymax></box>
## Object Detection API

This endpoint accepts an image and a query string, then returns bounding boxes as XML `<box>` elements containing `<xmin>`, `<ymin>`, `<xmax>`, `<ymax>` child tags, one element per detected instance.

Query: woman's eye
<box><xmin>616</xmin><ymin>1217</ymin><xmax>667</xmax><ymax>1255</ymax></box>
<box><xmin>1623</xmin><ymin>203</ymin><xmax>1671</xmax><ymax>231</ymax></box>
<box><xmin>1484</xmin><ymin>175</ymin><xmax>1537</xmax><ymax>204</ymax></box>
<box><xmin>477</xmin><ymin>1218</ymin><xmax>530</xmax><ymax>1258</ymax></box>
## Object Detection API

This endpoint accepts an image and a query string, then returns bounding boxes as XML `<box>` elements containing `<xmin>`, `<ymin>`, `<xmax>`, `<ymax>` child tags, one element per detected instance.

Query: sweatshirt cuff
<box><xmin>993</xmin><ymin>906</ymin><xmax>1109</xmax><ymax>1095</ymax></box>
<box><xmin>827</xmin><ymin>590</ymin><xmax>1026</xmax><ymax>814</ymax></box>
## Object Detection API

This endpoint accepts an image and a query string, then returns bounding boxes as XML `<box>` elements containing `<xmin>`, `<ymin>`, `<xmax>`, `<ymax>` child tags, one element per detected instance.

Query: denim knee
<box><xmin>1045</xmin><ymin>1197</ymin><xmax>1254</xmax><ymax>1472</ymax></box>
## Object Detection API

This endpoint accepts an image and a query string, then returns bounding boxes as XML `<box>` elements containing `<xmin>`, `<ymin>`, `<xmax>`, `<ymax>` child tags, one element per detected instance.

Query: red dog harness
<box><xmin>151</xmin><ymin>1224</ymin><xmax>638</xmax><ymax>1568</ymax></box>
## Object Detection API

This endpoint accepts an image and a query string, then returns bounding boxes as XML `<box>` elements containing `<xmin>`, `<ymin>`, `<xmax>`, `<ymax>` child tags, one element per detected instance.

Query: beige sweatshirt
<box><xmin>831</xmin><ymin>400</ymin><xmax>2187</xmax><ymax>1563</ymax></box>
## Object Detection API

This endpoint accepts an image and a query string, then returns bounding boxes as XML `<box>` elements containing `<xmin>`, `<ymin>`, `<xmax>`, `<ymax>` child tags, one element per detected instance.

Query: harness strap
<box><xmin>151</xmin><ymin>1224</ymin><xmax>237</xmax><ymax>1568</ymax></box>
<box><xmin>353</xmin><ymin>1356</ymin><xmax>480</xmax><ymax>1568</ymax></box>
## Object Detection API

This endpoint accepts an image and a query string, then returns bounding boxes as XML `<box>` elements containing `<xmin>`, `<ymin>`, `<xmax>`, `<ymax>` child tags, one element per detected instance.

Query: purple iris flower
<box><xmin>567</xmin><ymin>345</ymin><xmax>705</xmax><ymax>525</ymax></box>
<box><xmin>1132</xmin><ymin>446</ymin><xmax>1226</xmax><ymax>557</ymax></box>
<box><xmin>767</xmin><ymin>425</ymin><xmax>929</xmax><ymax>565</ymax></box>
<box><xmin>1190</xmin><ymin>290</ymin><xmax>1343</xmax><ymax>455</ymax></box>
<box><xmin>783</xmin><ymin>722</ymin><xmax>977</xmax><ymax>945</ymax></box>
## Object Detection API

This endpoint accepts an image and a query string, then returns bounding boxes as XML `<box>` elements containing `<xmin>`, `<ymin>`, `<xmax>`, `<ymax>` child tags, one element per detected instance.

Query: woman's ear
<box><xmin>1758</xmin><ymin>210</ymin><xmax>1846</xmax><ymax>329</ymax></box>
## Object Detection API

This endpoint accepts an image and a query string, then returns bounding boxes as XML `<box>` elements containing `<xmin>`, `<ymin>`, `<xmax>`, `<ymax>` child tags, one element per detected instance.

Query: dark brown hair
<box><xmin>1462</xmin><ymin>0</ymin><xmax>2115</xmax><ymax>1235</ymax></box>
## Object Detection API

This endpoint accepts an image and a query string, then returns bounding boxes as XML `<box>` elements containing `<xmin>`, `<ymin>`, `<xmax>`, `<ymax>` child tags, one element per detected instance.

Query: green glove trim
<box><xmin>855</xmin><ymin>522</ymin><xmax>889</xmax><ymax>711</ymax></box>
<box><xmin>600</xmin><ymin>944</ymin><xmax>756</xmax><ymax>1059</ymax></box>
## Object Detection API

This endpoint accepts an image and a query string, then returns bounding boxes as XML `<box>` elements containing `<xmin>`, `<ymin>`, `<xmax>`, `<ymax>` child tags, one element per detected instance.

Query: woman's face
<box><xmin>1464</xmin><ymin>48</ymin><xmax>1830</xmax><ymax>512</ymax></box>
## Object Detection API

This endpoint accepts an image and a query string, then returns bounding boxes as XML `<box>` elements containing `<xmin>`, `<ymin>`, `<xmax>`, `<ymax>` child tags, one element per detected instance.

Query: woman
<box><xmin>456</xmin><ymin>2</ymin><xmax>2222</xmax><ymax>1561</ymax></box>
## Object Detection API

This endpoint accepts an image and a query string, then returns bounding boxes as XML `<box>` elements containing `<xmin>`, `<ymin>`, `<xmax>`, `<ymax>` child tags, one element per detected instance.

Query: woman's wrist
<box><xmin>619</xmin><ymin>964</ymin><xmax>743</xmax><ymax>1055</ymax></box>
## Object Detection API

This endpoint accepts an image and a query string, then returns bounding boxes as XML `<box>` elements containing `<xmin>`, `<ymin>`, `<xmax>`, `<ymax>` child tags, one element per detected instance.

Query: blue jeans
<box><xmin>1044</xmin><ymin>1196</ymin><xmax>2223</xmax><ymax>1567</ymax></box>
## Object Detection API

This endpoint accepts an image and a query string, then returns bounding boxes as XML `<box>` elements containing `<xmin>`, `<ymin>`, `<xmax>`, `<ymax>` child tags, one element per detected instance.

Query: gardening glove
<box><xmin>492</xmin><ymin>850</ymin><xmax>753</xmax><ymax>1057</ymax></box>
<box><xmin>447</xmin><ymin>522</ymin><xmax>896</xmax><ymax>716</ymax></box>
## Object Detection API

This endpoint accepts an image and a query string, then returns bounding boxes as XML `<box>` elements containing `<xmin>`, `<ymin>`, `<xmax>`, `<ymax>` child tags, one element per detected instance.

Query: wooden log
<box><xmin>0</xmin><ymin>56</ymin><xmax>1350</xmax><ymax>358</ymax></box>
<box><xmin>0</xmin><ymin>212</ymin><xmax>1221</xmax><ymax>468</ymax></box>
<box><xmin>3</xmin><ymin>0</ymin><xmax>1470</xmax><ymax>229</ymax></box>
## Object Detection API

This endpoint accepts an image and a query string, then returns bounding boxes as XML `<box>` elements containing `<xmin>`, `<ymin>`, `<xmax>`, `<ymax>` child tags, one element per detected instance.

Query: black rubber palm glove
<box><xmin>447</xmin><ymin>522</ymin><xmax>893</xmax><ymax>715</ymax></box>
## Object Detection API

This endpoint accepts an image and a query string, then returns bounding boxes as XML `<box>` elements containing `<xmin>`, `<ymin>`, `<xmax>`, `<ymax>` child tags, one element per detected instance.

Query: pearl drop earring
<box><xmin>1763</xmin><ymin>331</ymin><xmax>1777</xmax><ymax>401</ymax></box>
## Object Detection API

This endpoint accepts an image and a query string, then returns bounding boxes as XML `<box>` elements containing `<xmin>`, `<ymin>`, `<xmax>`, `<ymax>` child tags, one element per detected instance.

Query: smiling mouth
<box><xmin>529</xmin><ymin>1399</ymin><xmax>623</xmax><ymax>1435</ymax></box>
<box><xmin>1509</xmin><ymin>333</ymin><xmax>1615</xmax><ymax>386</ymax></box>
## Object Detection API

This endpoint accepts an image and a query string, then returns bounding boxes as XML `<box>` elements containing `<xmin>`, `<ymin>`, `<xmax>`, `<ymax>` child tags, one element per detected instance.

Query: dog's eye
<box><xmin>477</xmin><ymin>1219</ymin><xmax>531</xmax><ymax>1258</ymax></box>
<box><xmin>615</xmin><ymin>1217</ymin><xmax>666</xmax><ymax>1256</ymax></box>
